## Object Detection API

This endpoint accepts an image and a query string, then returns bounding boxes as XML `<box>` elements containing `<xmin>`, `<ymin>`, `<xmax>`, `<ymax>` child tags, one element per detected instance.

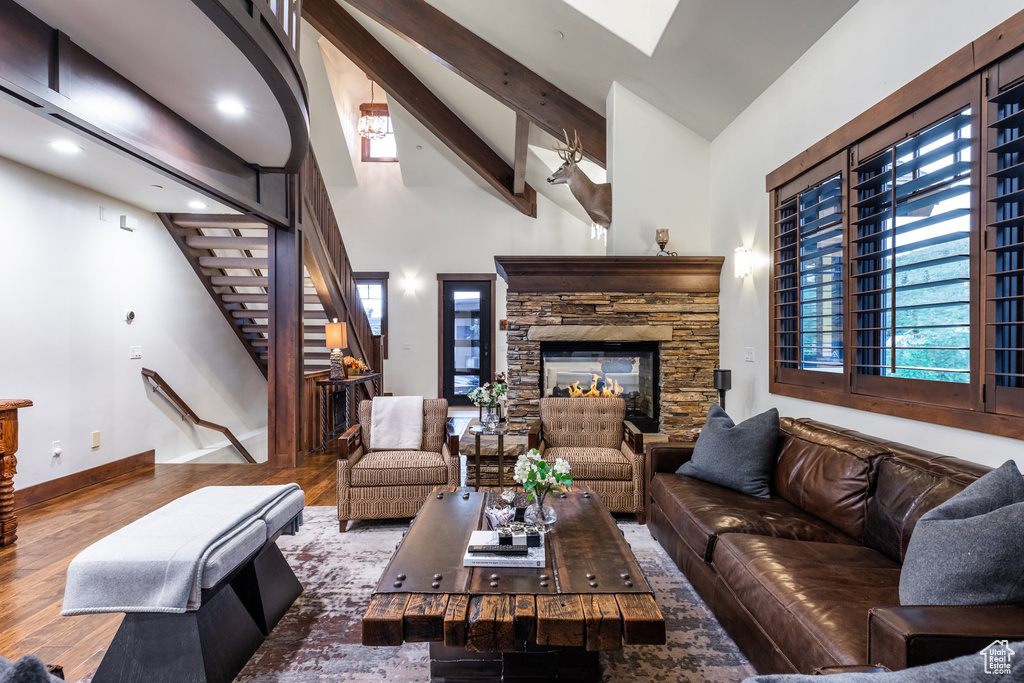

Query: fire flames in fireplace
<box><xmin>566</xmin><ymin>374</ymin><xmax>624</xmax><ymax>398</ymax></box>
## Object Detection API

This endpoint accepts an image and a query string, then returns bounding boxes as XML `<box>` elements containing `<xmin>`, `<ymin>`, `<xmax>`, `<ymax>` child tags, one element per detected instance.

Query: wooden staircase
<box><xmin>158</xmin><ymin>152</ymin><xmax>381</xmax><ymax>382</ymax></box>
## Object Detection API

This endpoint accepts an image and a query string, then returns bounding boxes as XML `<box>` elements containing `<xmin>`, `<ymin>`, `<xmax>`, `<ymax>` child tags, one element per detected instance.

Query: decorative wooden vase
<box><xmin>0</xmin><ymin>399</ymin><xmax>32</xmax><ymax>547</ymax></box>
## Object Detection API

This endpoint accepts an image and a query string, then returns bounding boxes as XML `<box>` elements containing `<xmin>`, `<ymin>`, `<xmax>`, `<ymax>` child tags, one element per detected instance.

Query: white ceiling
<box><xmin>17</xmin><ymin>0</ymin><xmax>291</xmax><ymax>167</ymax></box>
<box><xmin>0</xmin><ymin>95</ymin><xmax>234</xmax><ymax>214</ymax></box>
<box><xmin>349</xmin><ymin>0</ymin><xmax>857</xmax><ymax>141</ymax></box>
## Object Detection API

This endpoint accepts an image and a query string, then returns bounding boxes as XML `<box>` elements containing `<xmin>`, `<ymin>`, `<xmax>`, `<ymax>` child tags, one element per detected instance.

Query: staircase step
<box><xmin>169</xmin><ymin>214</ymin><xmax>268</xmax><ymax>230</ymax></box>
<box><xmin>186</xmin><ymin>236</ymin><xmax>269</xmax><ymax>249</ymax></box>
<box><xmin>251</xmin><ymin>339</ymin><xmax>269</xmax><ymax>347</ymax></box>
<box><xmin>241</xmin><ymin>325</ymin><xmax>325</xmax><ymax>333</ymax></box>
<box><xmin>222</xmin><ymin>294</ymin><xmax>269</xmax><ymax>304</ymax></box>
<box><xmin>231</xmin><ymin>310</ymin><xmax>269</xmax><ymax>319</ymax></box>
<box><xmin>303</xmin><ymin>310</ymin><xmax>328</xmax><ymax>320</ymax></box>
<box><xmin>199</xmin><ymin>257</ymin><xmax>268</xmax><ymax>269</ymax></box>
<box><xmin>221</xmin><ymin>294</ymin><xmax>321</xmax><ymax>305</ymax></box>
<box><xmin>211</xmin><ymin>276</ymin><xmax>268</xmax><ymax>287</ymax></box>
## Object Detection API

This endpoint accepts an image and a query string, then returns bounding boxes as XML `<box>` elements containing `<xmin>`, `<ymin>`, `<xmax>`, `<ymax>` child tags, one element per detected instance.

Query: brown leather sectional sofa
<box><xmin>645</xmin><ymin>416</ymin><xmax>1024</xmax><ymax>674</ymax></box>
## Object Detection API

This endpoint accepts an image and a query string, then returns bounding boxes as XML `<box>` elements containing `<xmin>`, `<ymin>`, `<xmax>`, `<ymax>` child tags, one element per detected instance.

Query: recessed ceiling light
<box><xmin>188</xmin><ymin>200</ymin><xmax>208</xmax><ymax>210</ymax></box>
<box><xmin>216</xmin><ymin>98</ymin><xmax>246</xmax><ymax>116</ymax></box>
<box><xmin>49</xmin><ymin>140</ymin><xmax>83</xmax><ymax>154</ymax></box>
<box><xmin>150</xmin><ymin>184</ymin><xmax>163</xmax><ymax>189</ymax></box>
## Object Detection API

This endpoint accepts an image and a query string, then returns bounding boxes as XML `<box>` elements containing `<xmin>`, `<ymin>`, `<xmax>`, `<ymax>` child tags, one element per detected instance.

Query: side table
<box><xmin>0</xmin><ymin>399</ymin><xmax>32</xmax><ymax>546</ymax></box>
<box><xmin>468</xmin><ymin>423</ymin><xmax>509</xmax><ymax>490</ymax></box>
<box><xmin>316</xmin><ymin>374</ymin><xmax>381</xmax><ymax>451</ymax></box>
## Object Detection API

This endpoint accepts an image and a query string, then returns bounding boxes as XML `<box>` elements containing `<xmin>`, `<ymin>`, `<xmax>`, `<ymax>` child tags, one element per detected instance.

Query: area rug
<box><xmin>233</xmin><ymin>506</ymin><xmax>755</xmax><ymax>682</ymax></box>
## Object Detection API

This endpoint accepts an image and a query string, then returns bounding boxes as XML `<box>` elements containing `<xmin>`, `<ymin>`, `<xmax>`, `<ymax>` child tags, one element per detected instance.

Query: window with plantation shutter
<box><xmin>986</xmin><ymin>74</ymin><xmax>1024</xmax><ymax>416</ymax></box>
<box><xmin>766</xmin><ymin>18</ymin><xmax>1024</xmax><ymax>439</ymax></box>
<box><xmin>850</xmin><ymin>101</ymin><xmax>976</xmax><ymax>407</ymax></box>
<box><xmin>773</xmin><ymin>159</ymin><xmax>844</xmax><ymax>388</ymax></box>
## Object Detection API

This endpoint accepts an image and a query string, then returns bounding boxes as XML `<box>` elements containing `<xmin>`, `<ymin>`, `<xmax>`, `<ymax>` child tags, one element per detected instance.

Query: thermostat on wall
<box><xmin>120</xmin><ymin>214</ymin><xmax>137</xmax><ymax>231</ymax></box>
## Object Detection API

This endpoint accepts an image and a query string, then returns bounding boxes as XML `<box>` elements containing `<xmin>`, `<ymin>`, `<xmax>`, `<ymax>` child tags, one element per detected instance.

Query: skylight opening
<box><xmin>560</xmin><ymin>0</ymin><xmax>680</xmax><ymax>57</ymax></box>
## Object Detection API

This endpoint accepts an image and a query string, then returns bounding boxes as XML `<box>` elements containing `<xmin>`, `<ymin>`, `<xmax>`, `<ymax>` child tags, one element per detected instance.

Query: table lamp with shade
<box><xmin>326</xmin><ymin>319</ymin><xmax>348</xmax><ymax>379</ymax></box>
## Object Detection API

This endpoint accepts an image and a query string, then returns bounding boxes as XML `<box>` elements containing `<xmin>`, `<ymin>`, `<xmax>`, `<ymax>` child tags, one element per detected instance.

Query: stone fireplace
<box><xmin>495</xmin><ymin>256</ymin><xmax>724</xmax><ymax>438</ymax></box>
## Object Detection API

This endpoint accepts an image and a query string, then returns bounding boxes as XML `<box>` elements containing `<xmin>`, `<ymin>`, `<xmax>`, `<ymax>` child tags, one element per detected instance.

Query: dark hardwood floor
<box><xmin>0</xmin><ymin>453</ymin><xmax>338</xmax><ymax>682</ymax></box>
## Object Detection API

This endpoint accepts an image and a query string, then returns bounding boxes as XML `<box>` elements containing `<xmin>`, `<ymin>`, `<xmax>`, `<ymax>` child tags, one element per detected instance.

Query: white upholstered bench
<box><xmin>62</xmin><ymin>484</ymin><xmax>306</xmax><ymax>683</ymax></box>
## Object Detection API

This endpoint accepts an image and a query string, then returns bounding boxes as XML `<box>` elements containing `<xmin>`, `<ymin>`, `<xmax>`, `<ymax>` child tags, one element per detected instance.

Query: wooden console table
<box><xmin>316</xmin><ymin>374</ymin><xmax>381</xmax><ymax>451</ymax></box>
<box><xmin>0</xmin><ymin>399</ymin><xmax>32</xmax><ymax>547</ymax></box>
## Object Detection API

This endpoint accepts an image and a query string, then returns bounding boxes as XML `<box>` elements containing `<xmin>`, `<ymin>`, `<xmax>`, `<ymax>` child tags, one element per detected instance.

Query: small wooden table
<box><xmin>0</xmin><ymin>399</ymin><xmax>32</xmax><ymax>547</ymax></box>
<box><xmin>316</xmin><ymin>373</ymin><xmax>381</xmax><ymax>450</ymax></box>
<box><xmin>362</xmin><ymin>486</ymin><xmax>665</xmax><ymax>681</ymax></box>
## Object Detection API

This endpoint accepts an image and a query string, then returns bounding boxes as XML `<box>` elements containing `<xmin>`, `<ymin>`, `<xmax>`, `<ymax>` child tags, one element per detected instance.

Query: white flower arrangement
<box><xmin>468</xmin><ymin>379</ymin><xmax>507</xmax><ymax>408</ymax></box>
<box><xmin>512</xmin><ymin>448</ymin><xmax>572</xmax><ymax>506</ymax></box>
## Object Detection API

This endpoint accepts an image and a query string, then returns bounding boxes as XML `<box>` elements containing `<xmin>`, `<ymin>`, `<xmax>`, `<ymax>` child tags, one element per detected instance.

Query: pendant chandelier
<box><xmin>357</xmin><ymin>80</ymin><xmax>387</xmax><ymax>141</ymax></box>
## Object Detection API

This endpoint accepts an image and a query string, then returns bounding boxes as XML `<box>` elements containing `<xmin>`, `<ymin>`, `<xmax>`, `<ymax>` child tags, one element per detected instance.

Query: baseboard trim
<box><xmin>14</xmin><ymin>450</ymin><xmax>156</xmax><ymax>510</ymax></box>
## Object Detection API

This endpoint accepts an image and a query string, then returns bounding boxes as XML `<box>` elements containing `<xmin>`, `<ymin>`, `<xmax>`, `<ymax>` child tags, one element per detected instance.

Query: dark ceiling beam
<box><xmin>513</xmin><ymin>114</ymin><xmax>529</xmax><ymax>197</ymax></box>
<box><xmin>338</xmin><ymin>0</ymin><xmax>607</xmax><ymax>168</ymax></box>
<box><xmin>304</xmin><ymin>0</ymin><xmax>537</xmax><ymax>217</ymax></box>
<box><xmin>0</xmin><ymin>0</ymin><xmax>292</xmax><ymax>226</ymax></box>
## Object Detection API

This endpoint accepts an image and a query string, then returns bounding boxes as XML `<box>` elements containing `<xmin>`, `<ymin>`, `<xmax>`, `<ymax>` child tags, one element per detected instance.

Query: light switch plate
<box><xmin>130</xmin><ymin>346</ymin><xmax>142</xmax><ymax>359</ymax></box>
<box><xmin>744</xmin><ymin>347</ymin><xmax>755</xmax><ymax>363</ymax></box>
<box><xmin>91</xmin><ymin>431</ymin><xmax>101</xmax><ymax>449</ymax></box>
<box><xmin>403</xmin><ymin>342</ymin><xmax>411</xmax><ymax>350</ymax></box>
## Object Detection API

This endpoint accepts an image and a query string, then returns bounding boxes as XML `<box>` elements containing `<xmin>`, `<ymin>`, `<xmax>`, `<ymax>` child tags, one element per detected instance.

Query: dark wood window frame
<box><xmin>359</xmin><ymin>103</ymin><xmax>398</xmax><ymax>163</ymax></box>
<box><xmin>436</xmin><ymin>273</ymin><xmax>497</xmax><ymax>401</ymax></box>
<box><xmin>767</xmin><ymin>9</ymin><xmax>1024</xmax><ymax>440</ymax></box>
<box><xmin>354</xmin><ymin>271</ymin><xmax>389</xmax><ymax>360</ymax></box>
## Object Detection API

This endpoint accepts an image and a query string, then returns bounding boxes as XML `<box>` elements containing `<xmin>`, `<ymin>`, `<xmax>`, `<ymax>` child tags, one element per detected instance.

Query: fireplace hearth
<box><xmin>541</xmin><ymin>341</ymin><xmax>659</xmax><ymax>432</ymax></box>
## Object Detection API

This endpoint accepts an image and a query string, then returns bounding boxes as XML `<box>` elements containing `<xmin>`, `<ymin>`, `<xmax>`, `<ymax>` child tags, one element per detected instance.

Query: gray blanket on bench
<box><xmin>62</xmin><ymin>484</ymin><xmax>300</xmax><ymax>615</ymax></box>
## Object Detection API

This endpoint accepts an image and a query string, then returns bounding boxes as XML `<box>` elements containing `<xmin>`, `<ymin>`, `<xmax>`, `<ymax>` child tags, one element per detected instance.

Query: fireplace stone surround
<box><xmin>495</xmin><ymin>256</ymin><xmax>724</xmax><ymax>438</ymax></box>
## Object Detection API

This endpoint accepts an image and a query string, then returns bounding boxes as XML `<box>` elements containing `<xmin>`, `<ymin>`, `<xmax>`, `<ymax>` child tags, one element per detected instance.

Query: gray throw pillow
<box><xmin>900</xmin><ymin>460</ymin><xmax>1024</xmax><ymax>606</ymax></box>
<box><xmin>677</xmin><ymin>405</ymin><xmax>779</xmax><ymax>498</ymax></box>
<box><xmin>742</xmin><ymin>640</ymin><xmax>1024</xmax><ymax>682</ymax></box>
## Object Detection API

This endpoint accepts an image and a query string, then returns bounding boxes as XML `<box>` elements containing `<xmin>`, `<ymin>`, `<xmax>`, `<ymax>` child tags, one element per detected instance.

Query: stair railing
<box><xmin>302</xmin><ymin>149</ymin><xmax>382</xmax><ymax>398</ymax></box>
<box><xmin>142</xmin><ymin>368</ymin><xmax>257</xmax><ymax>464</ymax></box>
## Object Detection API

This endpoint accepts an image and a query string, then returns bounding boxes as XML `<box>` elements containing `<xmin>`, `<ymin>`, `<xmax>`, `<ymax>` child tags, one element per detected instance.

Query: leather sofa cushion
<box><xmin>650</xmin><ymin>473</ymin><xmax>859</xmax><ymax>563</ymax></box>
<box><xmin>773</xmin><ymin>419</ymin><xmax>887</xmax><ymax>542</ymax></box>
<box><xmin>864</xmin><ymin>448</ymin><xmax>984</xmax><ymax>563</ymax></box>
<box><xmin>544</xmin><ymin>446</ymin><xmax>631</xmax><ymax>480</ymax></box>
<box><xmin>350</xmin><ymin>450</ymin><xmax>450</xmax><ymax>486</ymax></box>
<box><xmin>713</xmin><ymin>534</ymin><xmax>901</xmax><ymax>673</ymax></box>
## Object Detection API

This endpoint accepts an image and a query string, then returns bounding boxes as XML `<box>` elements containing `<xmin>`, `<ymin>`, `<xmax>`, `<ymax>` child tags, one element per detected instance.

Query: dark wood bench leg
<box><xmin>635</xmin><ymin>512</ymin><xmax>646</xmax><ymax>525</ymax></box>
<box><xmin>92</xmin><ymin>583</ymin><xmax>264</xmax><ymax>683</ymax></box>
<box><xmin>231</xmin><ymin>541</ymin><xmax>304</xmax><ymax>636</ymax></box>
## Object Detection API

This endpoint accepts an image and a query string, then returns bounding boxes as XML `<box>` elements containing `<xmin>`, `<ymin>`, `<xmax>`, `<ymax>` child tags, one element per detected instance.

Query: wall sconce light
<box><xmin>713</xmin><ymin>369</ymin><xmax>732</xmax><ymax>410</ymax></box>
<box><xmin>655</xmin><ymin>229</ymin><xmax>677</xmax><ymax>256</ymax></box>
<box><xmin>325</xmin><ymin>318</ymin><xmax>348</xmax><ymax>380</ymax></box>
<box><xmin>734</xmin><ymin>246</ymin><xmax>753</xmax><ymax>278</ymax></box>
<box><xmin>403</xmin><ymin>274</ymin><xmax>419</xmax><ymax>294</ymax></box>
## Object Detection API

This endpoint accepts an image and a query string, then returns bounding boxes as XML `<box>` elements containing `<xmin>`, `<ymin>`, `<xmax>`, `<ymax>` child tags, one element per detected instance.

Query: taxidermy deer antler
<box><xmin>547</xmin><ymin>130</ymin><xmax>611</xmax><ymax>229</ymax></box>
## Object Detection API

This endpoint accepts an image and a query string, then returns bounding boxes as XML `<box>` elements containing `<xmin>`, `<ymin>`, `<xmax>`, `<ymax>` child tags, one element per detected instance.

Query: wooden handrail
<box><xmin>302</xmin><ymin>149</ymin><xmax>381</xmax><ymax>391</ymax></box>
<box><xmin>141</xmin><ymin>368</ymin><xmax>257</xmax><ymax>464</ymax></box>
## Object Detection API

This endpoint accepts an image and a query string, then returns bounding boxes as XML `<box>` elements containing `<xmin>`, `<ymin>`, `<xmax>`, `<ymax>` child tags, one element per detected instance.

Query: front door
<box><xmin>441</xmin><ymin>280</ymin><xmax>493</xmax><ymax>405</ymax></box>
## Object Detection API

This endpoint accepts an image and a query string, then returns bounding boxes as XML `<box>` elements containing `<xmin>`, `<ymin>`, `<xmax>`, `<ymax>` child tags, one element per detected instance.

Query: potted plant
<box><xmin>512</xmin><ymin>448</ymin><xmax>571</xmax><ymax>532</ymax></box>
<box><xmin>343</xmin><ymin>356</ymin><xmax>369</xmax><ymax>377</ymax></box>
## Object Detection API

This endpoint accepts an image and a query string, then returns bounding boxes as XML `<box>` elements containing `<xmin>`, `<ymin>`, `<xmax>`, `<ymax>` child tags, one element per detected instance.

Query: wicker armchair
<box><xmin>528</xmin><ymin>397</ymin><xmax>645</xmax><ymax>522</ymax></box>
<box><xmin>337</xmin><ymin>398</ymin><xmax>459</xmax><ymax>532</ymax></box>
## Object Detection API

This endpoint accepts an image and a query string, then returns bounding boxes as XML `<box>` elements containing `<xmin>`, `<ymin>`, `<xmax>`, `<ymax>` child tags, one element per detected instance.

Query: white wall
<box><xmin>0</xmin><ymin>157</ymin><xmax>268</xmax><ymax>489</ymax></box>
<box><xmin>608</xmin><ymin>83</ymin><xmax>710</xmax><ymax>256</ymax></box>
<box><xmin>710</xmin><ymin>0</ymin><xmax>1024</xmax><ymax>469</ymax></box>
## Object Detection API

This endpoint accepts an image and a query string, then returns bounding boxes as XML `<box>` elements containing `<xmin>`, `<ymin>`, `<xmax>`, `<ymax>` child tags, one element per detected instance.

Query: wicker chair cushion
<box><xmin>544</xmin><ymin>446</ymin><xmax>632</xmax><ymax>480</ymax></box>
<box><xmin>359</xmin><ymin>398</ymin><xmax>449</xmax><ymax>452</ymax></box>
<box><xmin>350</xmin><ymin>450</ymin><xmax>450</xmax><ymax>487</ymax></box>
<box><xmin>539</xmin><ymin>398</ymin><xmax>625</xmax><ymax>449</ymax></box>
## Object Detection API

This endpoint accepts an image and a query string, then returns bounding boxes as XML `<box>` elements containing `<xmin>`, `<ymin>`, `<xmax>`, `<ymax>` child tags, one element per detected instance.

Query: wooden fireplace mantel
<box><xmin>1</xmin><ymin>399</ymin><xmax>32</xmax><ymax>547</ymax></box>
<box><xmin>494</xmin><ymin>256</ymin><xmax>724</xmax><ymax>293</ymax></box>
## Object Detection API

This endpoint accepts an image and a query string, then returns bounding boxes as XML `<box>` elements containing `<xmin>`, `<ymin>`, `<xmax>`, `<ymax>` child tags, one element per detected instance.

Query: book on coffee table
<box><xmin>462</xmin><ymin>530</ymin><xmax>546</xmax><ymax>568</ymax></box>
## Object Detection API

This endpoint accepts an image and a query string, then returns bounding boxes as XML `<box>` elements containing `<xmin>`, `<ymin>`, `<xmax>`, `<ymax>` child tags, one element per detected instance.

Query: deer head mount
<box><xmin>547</xmin><ymin>130</ymin><xmax>611</xmax><ymax>229</ymax></box>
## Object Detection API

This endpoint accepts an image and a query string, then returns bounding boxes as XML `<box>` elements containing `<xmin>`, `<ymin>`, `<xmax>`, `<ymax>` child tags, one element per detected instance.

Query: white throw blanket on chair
<box><xmin>370</xmin><ymin>396</ymin><xmax>424</xmax><ymax>450</ymax></box>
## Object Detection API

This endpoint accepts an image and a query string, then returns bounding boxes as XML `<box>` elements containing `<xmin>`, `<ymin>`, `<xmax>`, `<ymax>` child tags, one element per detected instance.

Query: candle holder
<box><xmin>656</xmin><ymin>228</ymin><xmax>677</xmax><ymax>256</ymax></box>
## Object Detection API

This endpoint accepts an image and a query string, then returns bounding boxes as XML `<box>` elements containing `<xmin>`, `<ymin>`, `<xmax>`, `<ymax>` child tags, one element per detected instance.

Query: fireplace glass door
<box><xmin>540</xmin><ymin>342</ymin><xmax>658</xmax><ymax>432</ymax></box>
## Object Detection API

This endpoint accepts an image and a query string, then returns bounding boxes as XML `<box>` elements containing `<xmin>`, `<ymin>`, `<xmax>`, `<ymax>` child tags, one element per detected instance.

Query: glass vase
<box><xmin>481</xmin><ymin>406</ymin><xmax>500</xmax><ymax>429</ymax></box>
<box><xmin>524</xmin><ymin>497</ymin><xmax>557</xmax><ymax>533</ymax></box>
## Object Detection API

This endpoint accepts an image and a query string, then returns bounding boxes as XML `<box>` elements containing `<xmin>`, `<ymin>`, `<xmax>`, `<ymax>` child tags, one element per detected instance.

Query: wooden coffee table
<box><xmin>361</xmin><ymin>486</ymin><xmax>665</xmax><ymax>681</ymax></box>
